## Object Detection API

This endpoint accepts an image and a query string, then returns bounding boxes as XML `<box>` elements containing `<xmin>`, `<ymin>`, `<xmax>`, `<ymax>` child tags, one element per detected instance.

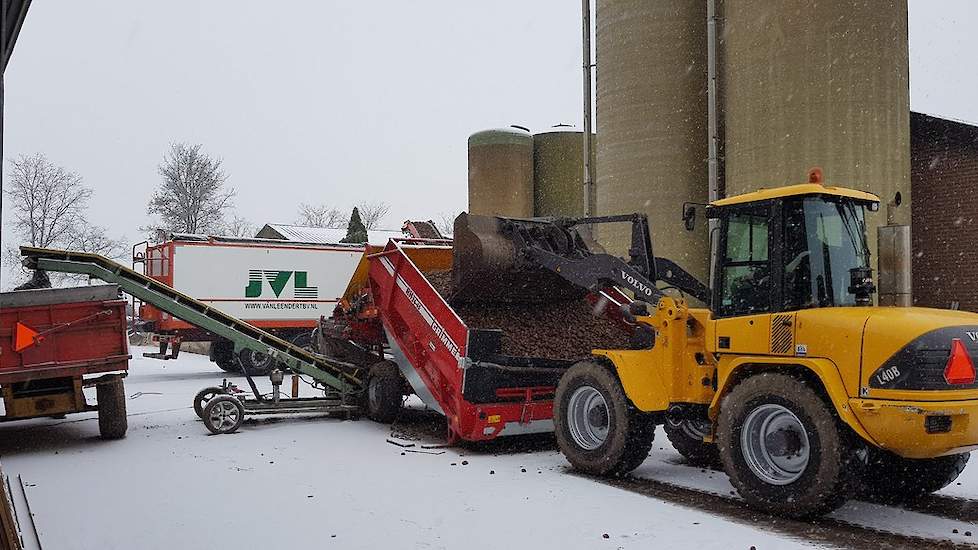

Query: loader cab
<box><xmin>708</xmin><ymin>182</ymin><xmax>880</xmax><ymax>319</ymax></box>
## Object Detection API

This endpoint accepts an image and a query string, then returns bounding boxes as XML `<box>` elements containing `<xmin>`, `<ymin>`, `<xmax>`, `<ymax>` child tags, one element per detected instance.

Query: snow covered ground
<box><xmin>1</xmin><ymin>346</ymin><xmax>975</xmax><ymax>549</ymax></box>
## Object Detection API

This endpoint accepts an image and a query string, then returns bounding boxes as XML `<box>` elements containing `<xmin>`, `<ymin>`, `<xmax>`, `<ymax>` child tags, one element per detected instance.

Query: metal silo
<box><xmin>595</xmin><ymin>0</ymin><xmax>711</xmax><ymax>282</ymax></box>
<box><xmin>467</xmin><ymin>127</ymin><xmax>534</xmax><ymax>218</ymax></box>
<box><xmin>722</xmin><ymin>0</ymin><xmax>911</xmax><ymax>246</ymax></box>
<box><xmin>533</xmin><ymin>126</ymin><xmax>596</xmax><ymax>218</ymax></box>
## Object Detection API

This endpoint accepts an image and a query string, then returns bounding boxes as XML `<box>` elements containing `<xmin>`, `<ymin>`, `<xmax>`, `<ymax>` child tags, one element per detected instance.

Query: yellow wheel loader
<box><xmin>453</xmin><ymin>175</ymin><xmax>977</xmax><ymax>518</ymax></box>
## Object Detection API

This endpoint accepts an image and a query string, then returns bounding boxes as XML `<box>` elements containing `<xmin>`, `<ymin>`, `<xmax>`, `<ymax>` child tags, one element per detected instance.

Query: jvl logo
<box><xmin>245</xmin><ymin>270</ymin><xmax>318</xmax><ymax>299</ymax></box>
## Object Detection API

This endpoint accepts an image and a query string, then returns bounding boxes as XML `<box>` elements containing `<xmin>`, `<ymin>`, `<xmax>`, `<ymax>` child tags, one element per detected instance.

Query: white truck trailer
<box><xmin>135</xmin><ymin>231</ymin><xmax>397</xmax><ymax>374</ymax></box>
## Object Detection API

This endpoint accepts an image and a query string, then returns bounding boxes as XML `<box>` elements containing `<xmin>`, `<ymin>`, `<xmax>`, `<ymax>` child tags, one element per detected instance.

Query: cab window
<box><xmin>718</xmin><ymin>209</ymin><xmax>770</xmax><ymax>317</ymax></box>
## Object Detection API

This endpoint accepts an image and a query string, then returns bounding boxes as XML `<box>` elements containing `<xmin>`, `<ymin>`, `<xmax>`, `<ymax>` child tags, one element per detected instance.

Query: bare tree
<box><xmin>356</xmin><ymin>200</ymin><xmax>391</xmax><ymax>230</ymax></box>
<box><xmin>295</xmin><ymin>203</ymin><xmax>344</xmax><ymax>228</ymax></box>
<box><xmin>4</xmin><ymin>153</ymin><xmax>126</xmax><ymax>286</ymax></box>
<box><xmin>147</xmin><ymin>143</ymin><xmax>234</xmax><ymax>234</ymax></box>
<box><xmin>435</xmin><ymin>211</ymin><xmax>461</xmax><ymax>236</ymax></box>
<box><xmin>221</xmin><ymin>213</ymin><xmax>256</xmax><ymax>237</ymax></box>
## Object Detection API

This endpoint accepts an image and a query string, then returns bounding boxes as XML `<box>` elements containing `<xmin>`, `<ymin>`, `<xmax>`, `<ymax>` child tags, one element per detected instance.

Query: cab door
<box><xmin>712</xmin><ymin>203</ymin><xmax>795</xmax><ymax>356</ymax></box>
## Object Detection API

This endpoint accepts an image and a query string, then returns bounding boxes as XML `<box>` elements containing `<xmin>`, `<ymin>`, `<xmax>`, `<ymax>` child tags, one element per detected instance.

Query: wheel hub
<box><xmin>567</xmin><ymin>386</ymin><xmax>610</xmax><ymax>451</ymax></box>
<box><xmin>741</xmin><ymin>403</ymin><xmax>811</xmax><ymax>485</ymax></box>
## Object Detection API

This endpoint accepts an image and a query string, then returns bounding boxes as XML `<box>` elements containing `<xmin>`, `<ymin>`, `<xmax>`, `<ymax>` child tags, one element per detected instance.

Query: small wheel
<box><xmin>717</xmin><ymin>373</ymin><xmax>852</xmax><ymax>518</ymax></box>
<box><xmin>664</xmin><ymin>417</ymin><xmax>720</xmax><ymax>467</ymax></box>
<box><xmin>238</xmin><ymin>348</ymin><xmax>275</xmax><ymax>376</ymax></box>
<box><xmin>97</xmin><ymin>378</ymin><xmax>128</xmax><ymax>439</ymax></box>
<box><xmin>858</xmin><ymin>450</ymin><xmax>970</xmax><ymax>503</ymax></box>
<box><xmin>554</xmin><ymin>361</ymin><xmax>655</xmax><ymax>477</ymax></box>
<box><xmin>365</xmin><ymin>361</ymin><xmax>403</xmax><ymax>423</ymax></box>
<box><xmin>193</xmin><ymin>386</ymin><xmax>227</xmax><ymax>419</ymax></box>
<box><xmin>202</xmin><ymin>395</ymin><xmax>245</xmax><ymax>435</ymax></box>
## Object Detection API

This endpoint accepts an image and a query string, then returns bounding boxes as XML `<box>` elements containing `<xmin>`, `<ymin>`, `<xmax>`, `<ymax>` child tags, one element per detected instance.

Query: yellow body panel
<box><xmin>597</xmin><ymin>298</ymin><xmax>978</xmax><ymax>459</ymax></box>
<box><xmin>710</xmin><ymin>183</ymin><xmax>879</xmax><ymax>207</ymax></box>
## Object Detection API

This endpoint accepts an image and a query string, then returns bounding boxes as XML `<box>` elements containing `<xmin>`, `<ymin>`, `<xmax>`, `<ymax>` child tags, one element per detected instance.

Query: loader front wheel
<box><xmin>858</xmin><ymin>450</ymin><xmax>970</xmax><ymax>504</ymax></box>
<box><xmin>365</xmin><ymin>361</ymin><xmax>403</xmax><ymax>423</ymax></box>
<box><xmin>554</xmin><ymin>361</ymin><xmax>655</xmax><ymax>477</ymax></box>
<box><xmin>717</xmin><ymin>373</ymin><xmax>851</xmax><ymax>518</ymax></box>
<box><xmin>97</xmin><ymin>378</ymin><xmax>128</xmax><ymax>440</ymax></box>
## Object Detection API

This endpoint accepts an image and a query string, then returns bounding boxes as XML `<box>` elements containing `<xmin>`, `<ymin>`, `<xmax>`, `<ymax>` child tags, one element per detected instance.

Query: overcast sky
<box><xmin>3</xmin><ymin>1</ymin><xmax>976</xmax><ymax>259</ymax></box>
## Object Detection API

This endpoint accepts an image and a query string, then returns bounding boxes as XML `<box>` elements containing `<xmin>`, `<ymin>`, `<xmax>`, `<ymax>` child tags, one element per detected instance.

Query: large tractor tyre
<box><xmin>210</xmin><ymin>340</ymin><xmax>240</xmax><ymax>373</ymax></box>
<box><xmin>664</xmin><ymin>418</ymin><xmax>720</xmax><ymax>468</ymax></box>
<box><xmin>97</xmin><ymin>378</ymin><xmax>128</xmax><ymax>440</ymax></box>
<box><xmin>717</xmin><ymin>373</ymin><xmax>853</xmax><ymax>519</ymax></box>
<box><xmin>365</xmin><ymin>361</ymin><xmax>403</xmax><ymax>423</ymax></box>
<box><xmin>858</xmin><ymin>450</ymin><xmax>970</xmax><ymax>504</ymax></box>
<box><xmin>554</xmin><ymin>361</ymin><xmax>656</xmax><ymax>477</ymax></box>
<box><xmin>238</xmin><ymin>348</ymin><xmax>275</xmax><ymax>377</ymax></box>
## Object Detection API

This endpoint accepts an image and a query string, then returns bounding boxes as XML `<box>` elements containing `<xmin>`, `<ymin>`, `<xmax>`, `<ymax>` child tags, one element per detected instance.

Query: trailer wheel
<box><xmin>97</xmin><ymin>378</ymin><xmax>128</xmax><ymax>440</ymax></box>
<box><xmin>210</xmin><ymin>340</ymin><xmax>240</xmax><ymax>373</ymax></box>
<box><xmin>554</xmin><ymin>361</ymin><xmax>655</xmax><ymax>477</ymax></box>
<box><xmin>238</xmin><ymin>348</ymin><xmax>275</xmax><ymax>376</ymax></box>
<box><xmin>365</xmin><ymin>361</ymin><xmax>403</xmax><ymax>423</ymax></box>
<box><xmin>717</xmin><ymin>373</ymin><xmax>852</xmax><ymax>518</ymax></box>
<box><xmin>193</xmin><ymin>386</ymin><xmax>227</xmax><ymax>419</ymax></box>
<box><xmin>858</xmin><ymin>450</ymin><xmax>970</xmax><ymax>504</ymax></box>
<box><xmin>202</xmin><ymin>395</ymin><xmax>245</xmax><ymax>435</ymax></box>
<box><xmin>664</xmin><ymin>417</ymin><xmax>720</xmax><ymax>467</ymax></box>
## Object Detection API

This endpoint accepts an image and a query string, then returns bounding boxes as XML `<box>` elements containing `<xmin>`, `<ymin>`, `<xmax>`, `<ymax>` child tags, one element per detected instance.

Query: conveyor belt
<box><xmin>20</xmin><ymin>247</ymin><xmax>362</xmax><ymax>394</ymax></box>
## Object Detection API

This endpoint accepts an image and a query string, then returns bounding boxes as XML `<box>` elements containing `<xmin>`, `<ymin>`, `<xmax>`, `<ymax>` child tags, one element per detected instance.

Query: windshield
<box><xmin>783</xmin><ymin>197</ymin><xmax>870</xmax><ymax>309</ymax></box>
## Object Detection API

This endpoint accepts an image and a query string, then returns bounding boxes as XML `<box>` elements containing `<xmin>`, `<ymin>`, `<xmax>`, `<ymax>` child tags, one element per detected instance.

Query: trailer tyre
<box><xmin>717</xmin><ymin>373</ymin><xmax>852</xmax><ymax>518</ymax></box>
<box><xmin>858</xmin><ymin>450</ymin><xmax>970</xmax><ymax>504</ymax></box>
<box><xmin>202</xmin><ymin>395</ymin><xmax>245</xmax><ymax>435</ymax></box>
<box><xmin>211</xmin><ymin>340</ymin><xmax>240</xmax><ymax>373</ymax></box>
<box><xmin>365</xmin><ymin>361</ymin><xmax>403</xmax><ymax>423</ymax></box>
<box><xmin>193</xmin><ymin>386</ymin><xmax>227</xmax><ymax>419</ymax></box>
<box><xmin>554</xmin><ymin>361</ymin><xmax>655</xmax><ymax>477</ymax></box>
<box><xmin>97</xmin><ymin>378</ymin><xmax>128</xmax><ymax>440</ymax></box>
<box><xmin>664</xmin><ymin>418</ymin><xmax>720</xmax><ymax>467</ymax></box>
<box><xmin>238</xmin><ymin>348</ymin><xmax>275</xmax><ymax>376</ymax></box>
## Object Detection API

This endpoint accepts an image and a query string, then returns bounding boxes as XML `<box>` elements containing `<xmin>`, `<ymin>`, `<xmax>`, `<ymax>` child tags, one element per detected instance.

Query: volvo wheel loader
<box><xmin>453</xmin><ymin>174</ymin><xmax>977</xmax><ymax>518</ymax></box>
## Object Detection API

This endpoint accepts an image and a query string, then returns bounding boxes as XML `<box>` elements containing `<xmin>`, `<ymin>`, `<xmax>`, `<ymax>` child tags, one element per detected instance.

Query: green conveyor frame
<box><xmin>20</xmin><ymin>247</ymin><xmax>362</xmax><ymax>395</ymax></box>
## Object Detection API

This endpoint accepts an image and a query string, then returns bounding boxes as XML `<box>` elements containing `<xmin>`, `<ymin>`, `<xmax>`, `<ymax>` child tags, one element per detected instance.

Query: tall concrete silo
<box><xmin>468</xmin><ymin>127</ymin><xmax>534</xmax><ymax>218</ymax></box>
<box><xmin>722</xmin><ymin>0</ymin><xmax>911</xmax><ymax>249</ymax></box>
<box><xmin>533</xmin><ymin>126</ymin><xmax>595</xmax><ymax>218</ymax></box>
<box><xmin>595</xmin><ymin>0</ymin><xmax>711</xmax><ymax>281</ymax></box>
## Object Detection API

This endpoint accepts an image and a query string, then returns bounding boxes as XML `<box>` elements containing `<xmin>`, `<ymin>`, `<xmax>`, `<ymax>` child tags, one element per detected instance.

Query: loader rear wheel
<box><xmin>365</xmin><ymin>361</ymin><xmax>403</xmax><ymax>423</ymax></box>
<box><xmin>664</xmin><ymin>417</ymin><xmax>720</xmax><ymax>467</ymax></box>
<box><xmin>554</xmin><ymin>361</ymin><xmax>655</xmax><ymax>477</ymax></box>
<box><xmin>717</xmin><ymin>373</ymin><xmax>851</xmax><ymax>518</ymax></box>
<box><xmin>97</xmin><ymin>378</ymin><xmax>128</xmax><ymax>440</ymax></box>
<box><xmin>858</xmin><ymin>450</ymin><xmax>970</xmax><ymax>504</ymax></box>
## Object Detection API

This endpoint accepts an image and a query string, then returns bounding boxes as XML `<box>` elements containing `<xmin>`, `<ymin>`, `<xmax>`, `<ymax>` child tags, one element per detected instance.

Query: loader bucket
<box><xmin>450</xmin><ymin>212</ymin><xmax>586</xmax><ymax>304</ymax></box>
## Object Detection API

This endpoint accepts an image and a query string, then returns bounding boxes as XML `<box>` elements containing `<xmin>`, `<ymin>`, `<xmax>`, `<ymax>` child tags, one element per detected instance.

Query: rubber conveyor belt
<box><xmin>20</xmin><ymin>246</ymin><xmax>362</xmax><ymax>394</ymax></box>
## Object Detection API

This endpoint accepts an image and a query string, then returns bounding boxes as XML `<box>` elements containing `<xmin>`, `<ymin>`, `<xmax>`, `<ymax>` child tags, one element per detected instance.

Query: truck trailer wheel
<box><xmin>717</xmin><ymin>373</ymin><xmax>851</xmax><ymax>518</ymax></box>
<box><xmin>365</xmin><ymin>361</ymin><xmax>403</xmax><ymax>423</ymax></box>
<box><xmin>210</xmin><ymin>340</ymin><xmax>240</xmax><ymax>373</ymax></box>
<box><xmin>97</xmin><ymin>378</ymin><xmax>128</xmax><ymax>440</ymax></box>
<box><xmin>238</xmin><ymin>348</ymin><xmax>275</xmax><ymax>376</ymax></box>
<box><xmin>858</xmin><ymin>450</ymin><xmax>970</xmax><ymax>504</ymax></box>
<box><xmin>554</xmin><ymin>361</ymin><xmax>655</xmax><ymax>477</ymax></box>
<box><xmin>664</xmin><ymin>417</ymin><xmax>720</xmax><ymax>467</ymax></box>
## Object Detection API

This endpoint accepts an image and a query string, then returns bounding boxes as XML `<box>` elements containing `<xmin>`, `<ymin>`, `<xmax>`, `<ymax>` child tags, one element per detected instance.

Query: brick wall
<box><xmin>911</xmin><ymin>112</ymin><xmax>978</xmax><ymax>311</ymax></box>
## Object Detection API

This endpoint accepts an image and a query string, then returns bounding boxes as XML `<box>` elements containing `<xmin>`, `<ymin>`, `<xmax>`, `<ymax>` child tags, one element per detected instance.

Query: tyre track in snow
<box><xmin>585</xmin><ymin>473</ymin><xmax>976</xmax><ymax>550</ymax></box>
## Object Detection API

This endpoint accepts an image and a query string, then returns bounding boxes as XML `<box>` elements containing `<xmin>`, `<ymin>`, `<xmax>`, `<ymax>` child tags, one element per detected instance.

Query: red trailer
<box><xmin>0</xmin><ymin>285</ymin><xmax>129</xmax><ymax>439</ymax></box>
<box><xmin>321</xmin><ymin>239</ymin><xmax>631</xmax><ymax>443</ymax></box>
